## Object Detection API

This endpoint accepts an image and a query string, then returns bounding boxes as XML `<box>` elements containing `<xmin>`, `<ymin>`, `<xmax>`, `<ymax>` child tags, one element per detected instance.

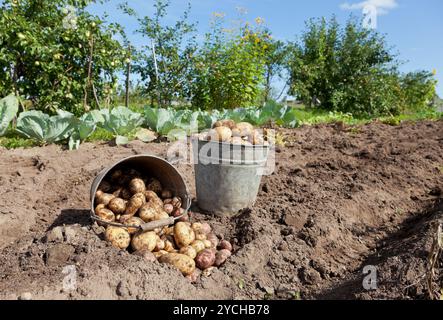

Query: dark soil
<box><xmin>0</xmin><ymin>120</ymin><xmax>442</xmax><ymax>300</ymax></box>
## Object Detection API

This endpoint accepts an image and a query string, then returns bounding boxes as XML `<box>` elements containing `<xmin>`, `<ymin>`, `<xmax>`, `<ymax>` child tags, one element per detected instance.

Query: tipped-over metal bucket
<box><xmin>192</xmin><ymin>138</ymin><xmax>270</xmax><ymax>215</ymax></box>
<box><xmin>90</xmin><ymin>154</ymin><xmax>191</xmax><ymax>231</ymax></box>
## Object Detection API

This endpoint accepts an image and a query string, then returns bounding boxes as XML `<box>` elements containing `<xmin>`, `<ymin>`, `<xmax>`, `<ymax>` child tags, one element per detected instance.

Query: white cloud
<box><xmin>340</xmin><ymin>0</ymin><xmax>399</xmax><ymax>16</ymax></box>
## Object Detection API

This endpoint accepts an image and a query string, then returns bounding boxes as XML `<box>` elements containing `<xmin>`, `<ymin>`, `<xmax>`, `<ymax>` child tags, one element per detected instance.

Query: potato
<box><xmin>250</xmin><ymin>129</ymin><xmax>265</xmax><ymax>145</ymax></box>
<box><xmin>110</xmin><ymin>169</ymin><xmax>123</xmax><ymax>182</ymax></box>
<box><xmin>131</xmin><ymin>231</ymin><xmax>158</xmax><ymax>252</ymax></box>
<box><xmin>139</xmin><ymin>202</ymin><xmax>160</xmax><ymax>222</ymax></box>
<box><xmin>154</xmin><ymin>238</ymin><xmax>166</xmax><ymax>251</ymax></box>
<box><xmin>105</xmin><ymin>226</ymin><xmax>130</xmax><ymax>250</ymax></box>
<box><xmin>162</xmin><ymin>226</ymin><xmax>174</xmax><ymax>236</ymax></box>
<box><xmin>163</xmin><ymin>203</ymin><xmax>174</xmax><ymax>215</ymax></box>
<box><xmin>158</xmin><ymin>253</ymin><xmax>196</xmax><ymax>276</ymax></box>
<box><xmin>174</xmin><ymin>222</ymin><xmax>195</xmax><ymax>248</ymax></box>
<box><xmin>215</xmin><ymin>249</ymin><xmax>231</xmax><ymax>267</ymax></box>
<box><xmin>195</xmin><ymin>233</ymin><xmax>206</xmax><ymax>241</ymax></box>
<box><xmin>171</xmin><ymin>196</ymin><xmax>182</xmax><ymax>209</ymax></box>
<box><xmin>198</xmin><ymin>131</ymin><xmax>210</xmax><ymax>141</ymax></box>
<box><xmin>129</xmin><ymin>178</ymin><xmax>146</xmax><ymax>194</ymax></box>
<box><xmin>146</xmin><ymin>178</ymin><xmax>162</xmax><ymax>194</ymax></box>
<box><xmin>218</xmin><ymin>240</ymin><xmax>233</xmax><ymax>252</ymax></box>
<box><xmin>191</xmin><ymin>222</ymin><xmax>211</xmax><ymax>235</ymax></box>
<box><xmin>213</xmin><ymin>119</ymin><xmax>236</xmax><ymax>130</ymax></box>
<box><xmin>154</xmin><ymin>210</ymin><xmax>170</xmax><ymax>221</ymax></box>
<box><xmin>163</xmin><ymin>198</ymin><xmax>173</xmax><ymax>205</ymax></box>
<box><xmin>161</xmin><ymin>189</ymin><xmax>172</xmax><ymax>199</ymax></box>
<box><xmin>95</xmin><ymin>204</ymin><xmax>106</xmax><ymax>215</ymax></box>
<box><xmin>231</xmin><ymin>127</ymin><xmax>242</xmax><ymax>137</ymax></box>
<box><xmin>203</xmin><ymin>240</ymin><xmax>213</xmax><ymax>249</ymax></box>
<box><xmin>123</xmin><ymin>216</ymin><xmax>144</xmax><ymax>235</ymax></box>
<box><xmin>96</xmin><ymin>207</ymin><xmax>115</xmax><ymax>223</ymax></box>
<box><xmin>133</xmin><ymin>249</ymin><xmax>157</xmax><ymax>262</ymax></box>
<box><xmin>164</xmin><ymin>239</ymin><xmax>176</xmax><ymax>252</ymax></box>
<box><xmin>145</xmin><ymin>190</ymin><xmax>164</xmax><ymax>208</ymax></box>
<box><xmin>123</xmin><ymin>192</ymin><xmax>145</xmax><ymax>218</ymax></box>
<box><xmin>209</xmin><ymin>126</ymin><xmax>232</xmax><ymax>142</ymax></box>
<box><xmin>236</xmin><ymin>122</ymin><xmax>254</xmax><ymax>136</ymax></box>
<box><xmin>202</xmin><ymin>267</ymin><xmax>216</xmax><ymax>278</ymax></box>
<box><xmin>185</xmin><ymin>268</ymin><xmax>201</xmax><ymax>283</ymax></box>
<box><xmin>195</xmin><ymin>249</ymin><xmax>216</xmax><ymax>269</ymax></box>
<box><xmin>206</xmin><ymin>233</ymin><xmax>219</xmax><ymax>248</ymax></box>
<box><xmin>153</xmin><ymin>250</ymin><xmax>169</xmax><ymax>259</ymax></box>
<box><xmin>230</xmin><ymin>136</ymin><xmax>245</xmax><ymax>145</ymax></box>
<box><xmin>98</xmin><ymin>180</ymin><xmax>112</xmax><ymax>193</ymax></box>
<box><xmin>190</xmin><ymin>240</ymin><xmax>206</xmax><ymax>253</ymax></box>
<box><xmin>95</xmin><ymin>191</ymin><xmax>115</xmax><ymax>206</ymax></box>
<box><xmin>179</xmin><ymin>246</ymin><xmax>197</xmax><ymax>259</ymax></box>
<box><xmin>112</xmin><ymin>188</ymin><xmax>122</xmax><ymax>197</ymax></box>
<box><xmin>108</xmin><ymin>197</ymin><xmax>126</xmax><ymax>215</ymax></box>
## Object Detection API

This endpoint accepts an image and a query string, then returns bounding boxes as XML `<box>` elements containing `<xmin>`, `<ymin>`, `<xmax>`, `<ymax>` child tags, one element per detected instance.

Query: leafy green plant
<box><xmin>99</xmin><ymin>106</ymin><xmax>144</xmax><ymax>145</ymax></box>
<box><xmin>16</xmin><ymin>110</ymin><xmax>76</xmax><ymax>144</ymax></box>
<box><xmin>68</xmin><ymin>110</ymin><xmax>105</xmax><ymax>150</ymax></box>
<box><xmin>0</xmin><ymin>94</ymin><xmax>19</xmax><ymax>136</ymax></box>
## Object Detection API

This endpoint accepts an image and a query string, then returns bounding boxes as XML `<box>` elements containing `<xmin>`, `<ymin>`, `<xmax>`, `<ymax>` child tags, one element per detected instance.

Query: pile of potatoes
<box><xmin>198</xmin><ymin>120</ymin><xmax>274</xmax><ymax>146</ymax></box>
<box><xmin>94</xmin><ymin>167</ymin><xmax>233</xmax><ymax>281</ymax></box>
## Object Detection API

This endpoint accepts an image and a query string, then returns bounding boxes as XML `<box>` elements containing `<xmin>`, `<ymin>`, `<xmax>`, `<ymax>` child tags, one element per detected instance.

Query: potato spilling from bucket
<box><xmin>94</xmin><ymin>167</ymin><xmax>233</xmax><ymax>280</ymax></box>
<box><xmin>198</xmin><ymin>120</ymin><xmax>274</xmax><ymax>146</ymax></box>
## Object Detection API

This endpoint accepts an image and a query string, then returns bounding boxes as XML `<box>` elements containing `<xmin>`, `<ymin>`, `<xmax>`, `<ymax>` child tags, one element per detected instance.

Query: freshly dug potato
<box><xmin>213</xmin><ymin>119</ymin><xmax>236</xmax><ymax>130</ymax></box>
<box><xmin>161</xmin><ymin>189</ymin><xmax>172</xmax><ymax>199</ymax></box>
<box><xmin>108</xmin><ymin>197</ymin><xmax>126</xmax><ymax>215</ymax></box>
<box><xmin>139</xmin><ymin>202</ymin><xmax>161</xmax><ymax>222</ymax></box>
<box><xmin>158</xmin><ymin>253</ymin><xmax>196</xmax><ymax>276</ymax></box>
<box><xmin>110</xmin><ymin>169</ymin><xmax>123</xmax><ymax>182</ymax></box>
<box><xmin>250</xmin><ymin>129</ymin><xmax>265</xmax><ymax>145</ymax></box>
<box><xmin>123</xmin><ymin>193</ymin><xmax>145</xmax><ymax>218</ymax></box>
<box><xmin>95</xmin><ymin>204</ymin><xmax>105</xmax><ymax>215</ymax></box>
<box><xmin>214</xmin><ymin>249</ymin><xmax>231</xmax><ymax>267</ymax></box>
<box><xmin>236</xmin><ymin>122</ymin><xmax>254</xmax><ymax>136</ymax></box>
<box><xmin>98</xmin><ymin>180</ymin><xmax>112</xmax><ymax>193</ymax></box>
<box><xmin>146</xmin><ymin>178</ymin><xmax>162</xmax><ymax>194</ymax></box>
<box><xmin>164</xmin><ymin>239</ymin><xmax>176</xmax><ymax>252</ymax></box>
<box><xmin>230</xmin><ymin>136</ymin><xmax>246</xmax><ymax>145</ymax></box>
<box><xmin>145</xmin><ymin>190</ymin><xmax>164</xmax><ymax>208</ymax></box>
<box><xmin>162</xmin><ymin>226</ymin><xmax>174</xmax><ymax>236</ymax></box>
<box><xmin>195</xmin><ymin>249</ymin><xmax>216</xmax><ymax>269</ymax></box>
<box><xmin>174</xmin><ymin>222</ymin><xmax>195</xmax><ymax>248</ymax></box>
<box><xmin>190</xmin><ymin>240</ymin><xmax>206</xmax><ymax>253</ymax></box>
<box><xmin>203</xmin><ymin>240</ymin><xmax>213</xmax><ymax>249</ymax></box>
<box><xmin>131</xmin><ymin>231</ymin><xmax>158</xmax><ymax>252</ymax></box>
<box><xmin>209</xmin><ymin>126</ymin><xmax>232</xmax><ymax>142</ymax></box>
<box><xmin>163</xmin><ymin>198</ymin><xmax>173</xmax><ymax>205</ymax></box>
<box><xmin>123</xmin><ymin>216</ymin><xmax>144</xmax><ymax>234</ymax></box>
<box><xmin>206</xmin><ymin>233</ymin><xmax>219</xmax><ymax>248</ymax></box>
<box><xmin>202</xmin><ymin>267</ymin><xmax>216</xmax><ymax>278</ymax></box>
<box><xmin>95</xmin><ymin>191</ymin><xmax>115</xmax><ymax>206</ymax></box>
<box><xmin>155</xmin><ymin>239</ymin><xmax>166</xmax><ymax>251</ymax></box>
<box><xmin>154</xmin><ymin>210</ymin><xmax>169</xmax><ymax>221</ymax></box>
<box><xmin>191</xmin><ymin>222</ymin><xmax>211</xmax><ymax>235</ymax></box>
<box><xmin>133</xmin><ymin>249</ymin><xmax>157</xmax><ymax>262</ymax></box>
<box><xmin>163</xmin><ymin>203</ymin><xmax>174</xmax><ymax>215</ymax></box>
<box><xmin>218</xmin><ymin>240</ymin><xmax>233</xmax><ymax>252</ymax></box>
<box><xmin>179</xmin><ymin>246</ymin><xmax>197</xmax><ymax>259</ymax></box>
<box><xmin>129</xmin><ymin>178</ymin><xmax>146</xmax><ymax>195</ymax></box>
<box><xmin>171</xmin><ymin>196</ymin><xmax>182</xmax><ymax>209</ymax></box>
<box><xmin>105</xmin><ymin>226</ymin><xmax>130</xmax><ymax>250</ymax></box>
<box><xmin>96</xmin><ymin>207</ymin><xmax>115</xmax><ymax>223</ymax></box>
<box><xmin>185</xmin><ymin>268</ymin><xmax>201</xmax><ymax>283</ymax></box>
<box><xmin>153</xmin><ymin>250</ymin><xmax>169</xmax><ymax>259</ymax></box>
<box><xmin>195</xmin><ymin>233</ymin><xmax>206</xmax><ymax>241</ymax></box>
<box><xmin>198</xmin><ymin>131</ymin><xmax>210</xmax><ymax>141</ymax></box>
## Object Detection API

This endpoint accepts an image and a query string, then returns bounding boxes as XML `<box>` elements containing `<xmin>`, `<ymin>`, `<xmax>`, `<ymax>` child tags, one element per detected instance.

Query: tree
<box><xmin>126</xmin><ymin>0</ymin><xmax>197</xmax><ymax>108</ymax></box>
<box><xmin>0</xmin><ymin>0</ymin><xmax>125</xmax><ymax>115</ymax></box>
<box><xmin>190</xmin><ymin>14</ymin><xmax>268</xmax><ymax>110</ymax></box>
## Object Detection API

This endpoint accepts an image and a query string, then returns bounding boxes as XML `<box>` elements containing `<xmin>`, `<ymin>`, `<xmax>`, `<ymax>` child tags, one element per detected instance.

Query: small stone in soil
<box><xmin>18</xmin><ymin>292</ymin><xmax>33</xmax><ymax>300</ymax></box>
<box><xmin>44</xmin><ymin>227</ymin><xmax>64</xmax><ymax>243</ymax></box>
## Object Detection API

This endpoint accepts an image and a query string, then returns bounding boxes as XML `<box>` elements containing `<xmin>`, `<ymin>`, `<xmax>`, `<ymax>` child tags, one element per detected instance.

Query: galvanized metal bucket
<box><xmin>90</xmin><ymin>154</ymin><xmax>191</xmax><ymax>231</ymax></box>
<box><xmin>192</xmin><ymin>138</ymin><xmax>270</xmax><ymax>215</ymax></box>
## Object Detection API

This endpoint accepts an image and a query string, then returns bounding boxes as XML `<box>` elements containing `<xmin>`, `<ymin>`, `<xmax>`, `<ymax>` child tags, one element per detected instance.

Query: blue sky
<box><xmin>88</xmin><ymin>0</ymin><xmax>443</xmax><ymax>96</ymax></box>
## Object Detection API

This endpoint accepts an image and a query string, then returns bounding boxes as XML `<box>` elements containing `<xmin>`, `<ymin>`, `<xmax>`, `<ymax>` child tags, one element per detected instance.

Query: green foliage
<box><xmin>0</xmin><ymin>0</ymin><xmax>125</xmax><ymax>115</ymax></box>
<box><xmin>99</xmin><ymin>106</ymin><xmax>144</xmax><ymax>144</ymax></box>
<box><xmin>16</xmin><ymin>109</ymin><xmax>76</xmax><ymax>144</ymax></box>
<box><xmin>191</xmin><ymin>16</ymin><xmax>268</xmax><ymax>110</ymax></box>
<box><xmin>286</xmin><ymin>17</ymin><xmax>436</xmax><ymax>117</ymax></box>
<box><xmin>68</xmin><ymin>109</ymin><xmax>105</xmax><ymax>150</ymax></box>
<box><xmin>399</xmin><ymin>71</ymin><xmax>437</xmax><ymax>112</ymax></box>
<box><xmin>0</xmin><ymin>94</ymin><xmax>19</xmax><ymax>136</ymax></box>
<box><xmin>127</xmin><ymin>0</ymin><xmax>197</xmax><ymax>108</ymax></box>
